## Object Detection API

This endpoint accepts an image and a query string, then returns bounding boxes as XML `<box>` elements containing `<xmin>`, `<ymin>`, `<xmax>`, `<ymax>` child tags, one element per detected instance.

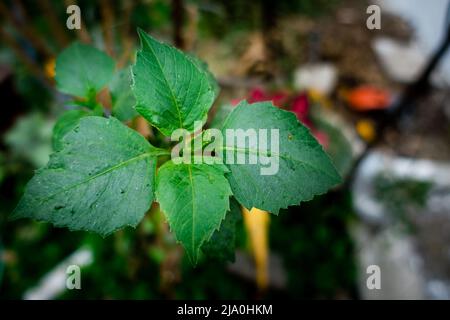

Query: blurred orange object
<box><xmin>356</xmin><ymin>118</ymin><xmax>376</xmax><ymax>142</ymax></box>
<box><xmin>44</xmin><ymin>57</ymin><xmax>55</xmax><ymax>79</ymax></box>
<box><xmin>346</xmin><ymin>85</ymin><xmax>390</xmax><ymax>111</ymax></box>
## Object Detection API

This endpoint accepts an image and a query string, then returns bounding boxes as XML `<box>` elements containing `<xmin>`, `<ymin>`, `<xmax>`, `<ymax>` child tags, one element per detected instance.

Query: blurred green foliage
<box><xmin>374</xmin><ymin>174</ymin><xmax>432</xmax><ymax>230</ymax></box>
<box><xmin>198</xmin><ymin>0</ymin><xmax>340</xmax><ymax>37</ymax></box>
<box><xmin>3</xmin><ymin>113</ymin><xmax>53</xmax><ymax>168</ymax></box>
<box><xmin>374</xmin><ymin>174</ymin><xmax>432</xmax><ymax>209</ymax></box>
<box><xmin>272</xmin><ymin>191</ymin><xmax>357</xmax><ymax>299</ymax></box>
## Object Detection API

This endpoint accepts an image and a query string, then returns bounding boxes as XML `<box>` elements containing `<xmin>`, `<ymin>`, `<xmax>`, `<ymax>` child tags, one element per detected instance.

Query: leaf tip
<box><xmin>136</xmin><ymin>28</ymin><xmax>150</xmax><ymax>46</ymax></box>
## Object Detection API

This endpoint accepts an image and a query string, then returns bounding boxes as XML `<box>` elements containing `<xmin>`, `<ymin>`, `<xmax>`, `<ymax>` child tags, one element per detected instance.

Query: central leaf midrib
<box><xmin>187</xmin><ymin>165</ymin><xmax>196</xmax><ymax>255</ymax></box>
<box><xmin>144</xmin><ymin>37</ymin><xmax>184</xmax><ymax>129</ymax></box>
<box><xmin>219</xmin><ymin>146</ymin><xmax>337</xmax><ymax>180</ymax></box>
<box><xmin>37</xmin><ymin>151</ymin><xmax>162</xmax><ymax>202</ymax></box>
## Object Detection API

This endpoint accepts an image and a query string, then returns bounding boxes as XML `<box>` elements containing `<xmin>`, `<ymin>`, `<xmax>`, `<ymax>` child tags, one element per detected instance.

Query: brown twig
<box><xmin>0</xmin><ymin>27</ymin><xmax>51</xmax><ymax>87</ymax></box>
<box><xmin>117</xmin><ymin>0</ymin><xmax>135</xmax><ymax>68</ymax></box>
<box><xmin>37</xmin><ymin>0</ymin><xmax>70</xmax><ymax>47</ymax></box>
<box><xmin>0</xmin><ymin>1</ymin><xmax>53</xmax><ymax>57</ymax></box>
<box><xmin>134</xmin><ymin>116</ymin><xmax>151</xmax><ymax>139</ymax></box>
<box><xmin>183</xmin><ymin>3</ymin><xmax>198</xmax><ymax>51</ymax></box>
<box><xmin>100</xmin><ymin>0</ymin><xmax>115</xmax><ymax>56</ymax></box>
<box><xmin>97</xmin><ymin>87</ymin><xmax>112</xmax><ymax>111</ymax></box>
<box><xmin>171</xmin><ymin>0</ymin><xmax>185</xmax><ymax>49</ymax></box>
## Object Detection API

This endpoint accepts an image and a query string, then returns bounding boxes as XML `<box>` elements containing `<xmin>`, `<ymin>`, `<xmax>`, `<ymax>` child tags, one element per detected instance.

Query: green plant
<box><xmin>11</xmin><ymin>29</ymin><xmax>341</xmax><ymax>264</ymax></box>
<box><xmin>374</xmin><ymin>173</ymin><xmax>432</xmax><ymax>229</ymax></box>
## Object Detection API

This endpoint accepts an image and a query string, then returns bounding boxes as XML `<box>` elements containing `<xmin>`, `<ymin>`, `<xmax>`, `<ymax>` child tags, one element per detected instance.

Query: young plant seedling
<box><xmin>12</xmin><ymin>29</ymin><xmax>341</xmax><ymax>264</ymax></box>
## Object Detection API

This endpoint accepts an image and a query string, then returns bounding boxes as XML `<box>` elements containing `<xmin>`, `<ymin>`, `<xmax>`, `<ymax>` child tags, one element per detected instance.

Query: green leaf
<box><xmin>4</xmin><ymin>113</ymin><xmax>53</xmax><ymax>168</ymax></box>
<box><xmin>52</xmin><ymin>109</ymin><xmax>91</xmax><ymax>151</ymax></box>
<box><xmin>132</xmin><ymin>29</ymin><xmax>216</xmax><ymax>136</ymax></box>
<box><xmin>187</xmin><ymin>54</ymin><xmax>220</xmax><ymax>99</ymax></box>
<box><xmin>55</xmin><ymin>42</ymin><xmax>115</xmax><ymax>98</ymax></box>
<box><xmin>110</xmin><ymin>67</ymin><xmax>139</xmax><ymax>121</ymax></box>
<box><xmin>155</xmin><ymin>160</ymin><xmax>232</xmax><ymax>264</ymax></box>
<box><xmin>310</xmin><ymin>112</ymin><xmax>354</xmax><ymax>178</ymax></box>
<box><xmin>219</xmin><ymin>100</ymin><xmax>341</xmax><ymax>213</ymax></box>
<box><xmin>209</xmin><ymin>103</ymin><xmax>234</xmax><ymax>129</ymax></box>
<box><xmin>12</xmin><ymin>117</ymin><xmax>163</xmax><ymax>236</ymax></box>
<box><xmin>202</xmin><ymin>197</ymin><xmax>241</xmax><ymax>262</ymax></box>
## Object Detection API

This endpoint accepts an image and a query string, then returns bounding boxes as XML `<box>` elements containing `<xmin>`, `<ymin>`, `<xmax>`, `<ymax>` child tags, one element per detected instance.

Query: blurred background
<box><xmin>0</xmin><ymin>0</ymin><xmax>450</xmax><ymax>299</ymax></box>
